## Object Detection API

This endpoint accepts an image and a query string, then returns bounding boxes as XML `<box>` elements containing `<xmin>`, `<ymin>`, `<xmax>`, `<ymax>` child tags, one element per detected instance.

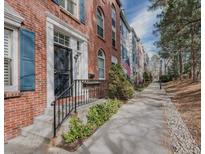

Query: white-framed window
<box><xmin>120</xmin><ymin>21</ymin><xmax>127</xmax><ymax>40</ymax></box>
<box><xmin>111</xmin><ymin>6</ymin><xmax>116</xmax><ymax>28</ymax></box>
<box><xmin>111</xmin><ymin>55</ymin><xmax>118</xmax><ymax>65</ymax></box>
<box><xmin>4</xmin><ymin>29</ymin><xmax>12</xmax><ymax>86</ymax></box>
<box><xmin>111</xmin><ymin>5</ymin><xmax>116</xmax><ymax>47</ymax></box>
<box><xmin>4</xmin><ymin>27</ymin><xmax>19</xmax><ymax>91</ymax></box>
<box><xmin>54</xmin><ymin>30</ymin><xmax>70</xmax><ymax>48</ymax></box>
<box><xmin>98</xmin><ymin>49</ymin><xmax>105</xmax><ymax>79</ymax></box>
<box><xmin>59</xmin><ymin>0</ymin><xmax>79</xmax><ymax>18</ymax></box>
<box><xmin>111</xmin><ymin>6</ymin><xmax>116</xmax><ymax>47</ymax></box>
<box><xmin>97</xmin><ymin>7</ymin><xmax>104</xmax><ymax>38</ymax></box>
<box><xmin>112</xmin><ymin>30</ymin><xmax>116</xmax><ymax>47</ymax></box>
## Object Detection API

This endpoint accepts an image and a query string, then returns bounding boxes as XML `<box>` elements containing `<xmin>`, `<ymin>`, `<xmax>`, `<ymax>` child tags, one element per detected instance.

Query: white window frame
<box><xmin>98</xmin><ymin>49</ymin><xmax>105</xmax><ymax>80</ymax></box>
<box><xmin>112</xmin><ymin>28</ymin><xmax>116</xmax><ymax>47</ymax></box>
<box><xmin>54</xmin><ymin>30</ymin><xmax>70</xmax><ymax>48</ymax></box>
<box><xmin>111</xmin><ymin>6</ymin><xmax>116</xmax><ymax>27</ymax></box>
<box><xmin>111</xmin><ymin>6</ymin><xmax>116</xmax><ymax>47</ymax></box>
<box><xmin>111</xmin><ymin>55</ymin><xmax>118</xmax><ymax>65</ymax></box>
<box><xmin>96</xmin><ymin>7</ymin><xmax>104</xmax><ymax>38</ymax></box>
<box><xmin>4</xmin><ymin>25</ymin><xmax>19</xmax><ymax>92</ymax></box>
<box><xmin>59</xmin><ymin>0</ymin><xmax>79</xmax><ymax>19</ymax></box>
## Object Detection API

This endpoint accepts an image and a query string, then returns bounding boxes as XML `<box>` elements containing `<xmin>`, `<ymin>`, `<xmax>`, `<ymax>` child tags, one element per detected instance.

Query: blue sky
<box><xmin>121</xmin><ymin>0</ymin><xmax>160</xmax><ymax>57</ymax></box>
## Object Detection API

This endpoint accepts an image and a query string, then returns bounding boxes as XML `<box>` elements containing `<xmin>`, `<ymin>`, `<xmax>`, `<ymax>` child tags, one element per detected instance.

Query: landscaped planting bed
<box><xmin>58</xmin><ymin>99</ymin><xmax>122</xmax><ymax>151</ymax></box>
<box><xmin>164</xmin><ymin>80</ymin><xmax>201</xmax><ymax>147</ymax></box>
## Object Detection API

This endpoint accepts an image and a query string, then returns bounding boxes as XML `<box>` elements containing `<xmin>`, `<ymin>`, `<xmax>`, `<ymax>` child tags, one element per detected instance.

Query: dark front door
<box><xmin>54</xmin><ymin>45</ymin><xmax>72</xmax><ymax>97</ymax></box>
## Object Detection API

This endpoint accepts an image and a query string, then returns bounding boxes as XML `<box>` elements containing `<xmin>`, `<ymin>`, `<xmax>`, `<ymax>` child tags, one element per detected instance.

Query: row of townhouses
<box><xmin>4</xmin><ymin>0</ymin><xmax>148</xmax><ymax>141</ymax></box>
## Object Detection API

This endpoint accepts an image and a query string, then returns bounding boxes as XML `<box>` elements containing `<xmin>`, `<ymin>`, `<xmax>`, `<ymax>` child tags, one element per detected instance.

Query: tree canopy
<box><xmin>149</xmin><ymin>0</ymin><xmax>201</xmax><ymax>81</ymax></box>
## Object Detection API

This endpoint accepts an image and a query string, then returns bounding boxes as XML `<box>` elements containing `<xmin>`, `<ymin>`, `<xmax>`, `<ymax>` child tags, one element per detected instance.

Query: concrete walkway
<box><xmin>49</xmin><ymin>82</ymin><xmax>173</xmax><ymax>154</ymax></box>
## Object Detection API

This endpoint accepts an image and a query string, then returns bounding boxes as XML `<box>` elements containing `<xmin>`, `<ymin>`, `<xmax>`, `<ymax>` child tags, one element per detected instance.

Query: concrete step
<box><xmin>45</xmin><ymin>106</ymin><xmax>74</xmax><ymax>116</ymax></box>
<box><xmin>44</xmin><ymin>107</ymin><xmax>53</xmax><ymax>116</ymax></box>
<box><xmin>5</xmin><ymin>135</ymin><xmax>49</xmax><ymax>154</ymax></box>
<box><xmin>34</xmin><ymin>114</ymin><xmax>71</xmax><ymax>132</ymax></box>
<box><xmin>21</xmin><ymin>124</ymin><xmax>53</xmax><ymax>143</ymax></box>
<box><xmin>34</xmin><ymin>114</ymin><xmax>53</xmax><ymax>128</ymax></box>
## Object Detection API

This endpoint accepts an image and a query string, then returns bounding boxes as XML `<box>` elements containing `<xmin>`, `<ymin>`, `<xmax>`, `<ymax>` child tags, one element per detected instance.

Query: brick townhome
<box><xmin>4</xmin><ymin>0</ymin><xmax>122</xmax><ymax>142</ymax></box>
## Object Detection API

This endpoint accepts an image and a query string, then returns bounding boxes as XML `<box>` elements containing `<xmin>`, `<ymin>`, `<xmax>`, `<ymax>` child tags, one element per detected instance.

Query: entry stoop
<box><xmin>21</xmin><ymin>108</ymin><xmax>55</xmax><ymax>141</ymax></box>
<box><xmin>5</xmin><ymin>108</ymin><xmax>55</xmax><ymax>154</ymax></box>
<box><xmin>5</xmin><ymin>99</ymin><xmax>107</xmax><ymax>153</ymax></box>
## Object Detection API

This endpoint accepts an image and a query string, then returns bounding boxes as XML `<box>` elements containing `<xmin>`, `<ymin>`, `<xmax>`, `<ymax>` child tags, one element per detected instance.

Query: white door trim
<box><xmin>46</xmin><ymin>15</ymin><xmax>88</xmax><ymax>107</ymax></box>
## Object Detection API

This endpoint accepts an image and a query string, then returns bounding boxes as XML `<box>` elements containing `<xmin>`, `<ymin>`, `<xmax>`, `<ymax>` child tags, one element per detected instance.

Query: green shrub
<box><xmin>63</xmin><ymin>117</ymin><xmax>92</xmax><ymax>143</ymax></box>
<box><xmin>160</xmin><ymin>75</ymin><xmax>172</xmax><ymax>82</ymax></box>
<box><xmin>143</xmin><ymin>72</ymin><xmax>153</xmax><ymax>82</ymax></box>
<box><xmin>108</xmin><ymin>64</ymin><xmax>134</xmax><ymax>100</ymax></box>
<box><xmin>63</xmin><ymin>99</ymin><xmax>121</xmax><ymax>144</ymax></box>
<box><xmin>143</xmin><ymin>72</ymin><xmax>150</xmax><ymax>82</ymax></box>
<box><xmin>87</xmin><ymin>99</ymin><xmax>121</xmax><ymax>127</ymax></box>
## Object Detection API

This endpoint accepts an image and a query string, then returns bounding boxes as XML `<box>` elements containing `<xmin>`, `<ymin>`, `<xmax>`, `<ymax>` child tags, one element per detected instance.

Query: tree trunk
<box><xmin>178</xmin><ymin>50</ymin><xmax>183</xmax><ymax>80</ymax></box>
<box><xmin>191</xmin><ymin>27</ymin><xmax>196</xmax><ymax>82</ymax></box>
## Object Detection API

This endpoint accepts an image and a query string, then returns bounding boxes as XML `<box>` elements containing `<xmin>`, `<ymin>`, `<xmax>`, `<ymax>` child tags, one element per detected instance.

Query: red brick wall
<box><xmin>4</xmin><ymin>0</ymin><xmax>89</xmax><ymax>141</ymax></box>
<box><xmin>4</xmin><ymin>0</ymin><xmax>121</xmax><ymax>141</ymax></box>
<box><xmin>86</xmin><ymin>0</ymin><xmax>121</xmax><ymax>79</ymax></box>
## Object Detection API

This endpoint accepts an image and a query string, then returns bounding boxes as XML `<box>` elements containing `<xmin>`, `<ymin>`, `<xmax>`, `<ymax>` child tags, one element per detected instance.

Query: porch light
<box><xmin>74</xmin><ymin>51</ymin><xmax>82</xmax><ymax>62</ymax></box>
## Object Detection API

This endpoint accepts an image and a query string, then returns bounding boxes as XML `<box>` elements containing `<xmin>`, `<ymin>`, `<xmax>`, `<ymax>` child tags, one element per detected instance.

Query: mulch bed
<box><xmin>56</xmin><ymin>99</ymin><xmax>129</xmax><ymax>152</ymax></box>
<box><xmin>164</xmin><ymin>79</ymin><xmax>201</xmax><ymax>147</ymax></box>
<box><xmin>57</xmin><ymin>127</ymin><xmax>98</xmax><ymax>152</ymax></box>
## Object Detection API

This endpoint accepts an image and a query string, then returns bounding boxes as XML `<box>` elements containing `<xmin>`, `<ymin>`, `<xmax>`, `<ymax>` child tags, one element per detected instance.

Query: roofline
<box><xmin>120</xmin><ymin>10</ymin><xmax>131</xmax><ymax>31</ymax></box>
<box><xmin>131</xmin><ymin>28</ymin><xmax>137</xmax><ymax>39</ymax></box>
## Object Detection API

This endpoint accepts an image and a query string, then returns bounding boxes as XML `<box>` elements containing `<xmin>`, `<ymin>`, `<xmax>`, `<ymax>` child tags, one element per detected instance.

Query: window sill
<box><xmin>60</xmin><ymin>7</ymin><xmax>81</xmax><ymax>24</ymax></box>
<box><xmin>97</xmin><ymin>35</ymin><xmax>106</xmax><ymax>42</ymax></box>
<box><xmin>98</xmin><ymin>78</ymin><xmax>106</xmax><ymax>81</ymax></box>
<box><xmin>4</xmin><ymin>91</ymin><xmax>21</xmax><ymax>99</ymax></box>
<box><xmin>112</xmin><ymin>46</ymin><xmax>117</xmax><ymax>51</ymax></box>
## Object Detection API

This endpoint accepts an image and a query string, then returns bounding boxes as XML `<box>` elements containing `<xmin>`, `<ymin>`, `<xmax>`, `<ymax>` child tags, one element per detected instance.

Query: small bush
<box><xmin>108</xmin><ymin>64</ymin><xmax>134</xmax><ymax>100</ymax></box>
<box><xmin>143</xmin><ymin>72</ymin><xmax>150</xmax><ymax>82</ymax></box>
<box><xmin>143</xmin><ymin>72</ymin><xmax>153</xmax><ymax>82</ymax></box>
<box><xmin>160</xmin><ymin>75</ymin><xmax>172</xmax><ymax>82</ymax></box>
<box><xmin>87</xmin><ymin>99</ymin><xmax>121</xmax><ymax>127</ymax></box>
<box><xmin>63</xmin><ymin>117</ymin><xmax>93</xmax><ymax>143</ymax></box>
<box><xmin>63</xmin><ymin>99</ymin><xmax>121</xmax><ymax>144</ymax></box>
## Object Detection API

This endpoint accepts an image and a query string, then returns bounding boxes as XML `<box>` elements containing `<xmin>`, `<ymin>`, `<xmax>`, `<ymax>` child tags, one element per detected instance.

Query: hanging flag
<box><xmin>123</xmin><ymin>57</ymin><xmax>131</xmax><ymax>77</ymax></box>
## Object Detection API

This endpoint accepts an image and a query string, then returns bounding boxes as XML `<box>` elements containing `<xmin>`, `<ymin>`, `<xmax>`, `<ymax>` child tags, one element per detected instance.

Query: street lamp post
<box><xmin>159</xmin><ymin>59</ymin><xmax>162</xmax><ymax>89</ymax></box>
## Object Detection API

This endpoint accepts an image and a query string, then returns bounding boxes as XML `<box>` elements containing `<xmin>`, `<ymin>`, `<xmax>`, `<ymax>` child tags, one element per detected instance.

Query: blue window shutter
<box><xmin>20</xmin><ymin>29</ymin><xmax>35</xmax><ymax>91</ymax></box>
<box><xmin>52</xmin><ymin>0</ymin><xmax>59</xmax><ymax>5</ymax></box>
<box><xmin>80</xmin><ymin>0</ymin><xmax>85</xmax><ymax>23</ymax></box>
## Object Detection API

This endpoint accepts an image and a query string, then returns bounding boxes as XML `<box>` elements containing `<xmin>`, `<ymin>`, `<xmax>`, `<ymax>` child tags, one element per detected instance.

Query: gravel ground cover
<box><xmin>162</xmin><ymin>86</ymin><xmax>200</xmax><ymax>154</ymax></box>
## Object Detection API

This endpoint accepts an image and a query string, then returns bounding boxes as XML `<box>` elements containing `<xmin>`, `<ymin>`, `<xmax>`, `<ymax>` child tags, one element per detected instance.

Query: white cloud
<box><xmin>143</xmin><ymin>40</ymin><xmax>158</xmax><ymax>57</ymax></box>
<box><xmin>131</xmin><ymin>7</ymin><xmax>159</xmax><ymax>39</ymax></box>
<box><xmin>121</xmin><ymin>0</ymin><xmax>160</xmax><ymax>56</ymax></box>
<box><xmin>130</xmin><ymin>6</ymin><xmax>161</xmax><ymax>56</ymax></box>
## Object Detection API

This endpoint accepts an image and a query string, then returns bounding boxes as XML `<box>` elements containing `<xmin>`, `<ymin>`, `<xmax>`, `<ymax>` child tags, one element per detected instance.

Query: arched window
<box><xmin>111</xmin><ymin>5</ymin><xmax>116</xmax><ymax>47</ymax></box>
<box><xmin>111</xmin><ymin>5</ymin><xmax>116</xmax><ymax>28</ymax></box>
<box><xmin>98</xmin><ymin>49</ymin><xmax>105</xmax><ymax>79</ymax></box>
<box><xmin>97</xmin><ymin>7</ymin><xmax>104</xmax><ymax>38</ymax></box>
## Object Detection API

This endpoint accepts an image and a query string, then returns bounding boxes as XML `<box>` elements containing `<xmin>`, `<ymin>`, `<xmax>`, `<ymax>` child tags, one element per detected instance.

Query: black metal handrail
<box><xmin>52</xmin><ymin>79</ymin><xmax>107</xmax><ymax>137</ymax></box>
